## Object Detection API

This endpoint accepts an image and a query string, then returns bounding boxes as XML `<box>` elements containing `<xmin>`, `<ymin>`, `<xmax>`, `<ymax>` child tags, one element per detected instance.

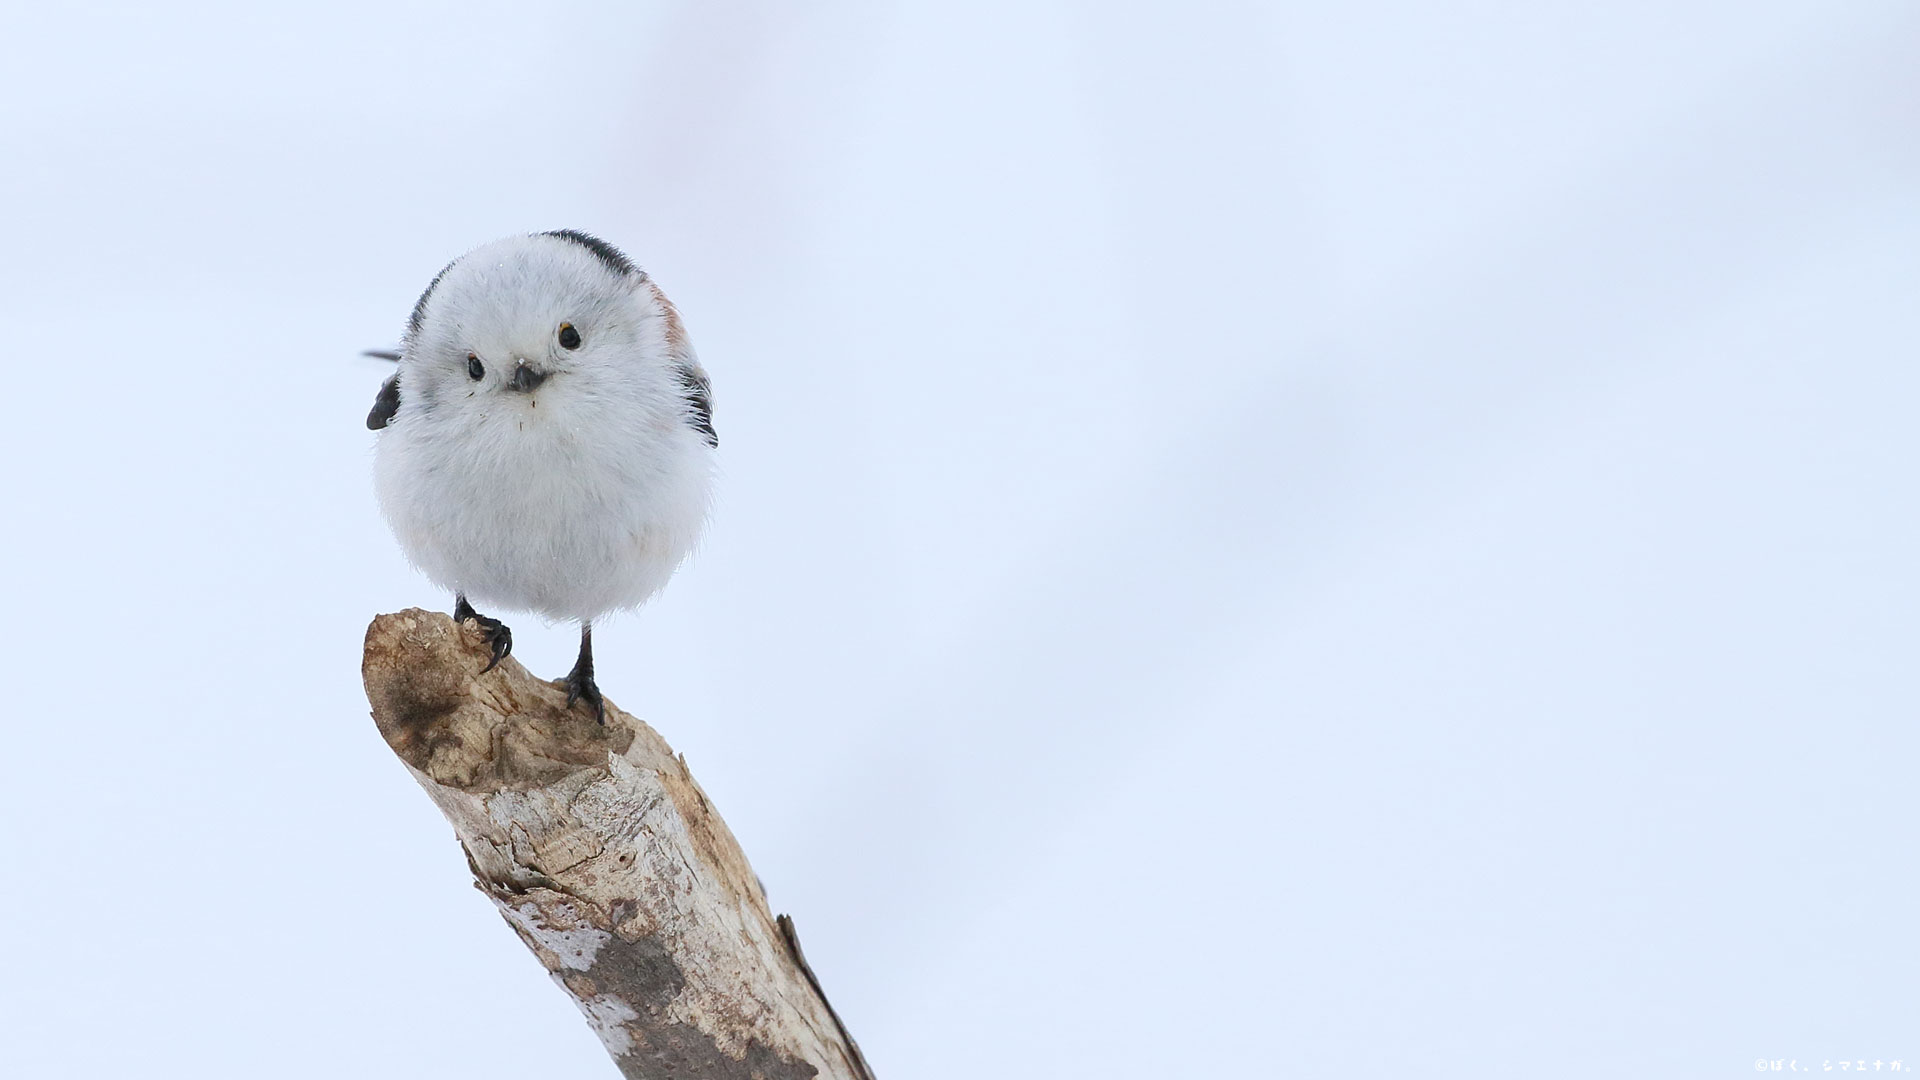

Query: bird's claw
<box><xmin>564</xmin><ymin>669</ymin><xmax>606</xmax><ymax>725</ymax></box>
<box><xmin>462</xmin><ymin>614</ymin><xmax>513</xmax><ymax>673</ymax></box>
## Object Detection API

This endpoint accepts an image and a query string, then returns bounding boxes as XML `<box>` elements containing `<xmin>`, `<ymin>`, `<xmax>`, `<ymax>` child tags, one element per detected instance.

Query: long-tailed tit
<box><xmin>366</xmin><ymin>230</ymin><xmax>715</xmax><ymax>722</ymax></box>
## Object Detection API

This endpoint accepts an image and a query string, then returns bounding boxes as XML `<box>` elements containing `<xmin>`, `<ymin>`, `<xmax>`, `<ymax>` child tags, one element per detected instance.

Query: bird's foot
<box><xmin>563</xmin><ymin>665</ymin><xmax>605</xmax><ymax>725</ymax></box>
<box><xmin>470</xmin><ymin>615</ymin><xmax>513</xmax><ymax>673</ymax></box>
<box><xmin>453</xmin><ymin>608</ymin><xmax>513</xmax><ymax>673</ymax></box>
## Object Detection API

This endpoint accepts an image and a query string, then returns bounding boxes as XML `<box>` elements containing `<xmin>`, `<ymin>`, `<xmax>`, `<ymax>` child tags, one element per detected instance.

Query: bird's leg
<box><xmin>452</xmin><ymin>593</ymin><xmax>512</xmax><ymax>673</ymax></box>
<box><xmin>563</xmin><ymin>622</ymin><xmax>605</xmax><ymax>725</ymax></box>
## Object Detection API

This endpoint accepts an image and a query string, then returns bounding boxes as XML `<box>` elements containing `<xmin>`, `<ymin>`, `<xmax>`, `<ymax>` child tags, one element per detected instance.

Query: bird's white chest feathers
<box><xmin>374</xmin><ymin>373</ymin><xmax>712</xmax><ymax>622</ymax></box>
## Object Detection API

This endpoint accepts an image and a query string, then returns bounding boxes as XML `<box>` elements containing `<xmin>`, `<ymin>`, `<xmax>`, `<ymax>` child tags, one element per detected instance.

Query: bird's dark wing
<box><xmin>677</xmin><ymin>364</ymin><xmax>717</xmax><ymax>448</ymax></box>
<box><xmin>367</xmin><ymin>373</ymin><xmax>401</xmax><ymax>430</ymax></box>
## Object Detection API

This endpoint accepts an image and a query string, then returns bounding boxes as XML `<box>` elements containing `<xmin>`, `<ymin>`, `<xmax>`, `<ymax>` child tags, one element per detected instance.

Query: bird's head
<box><xmin>394</xmin><ymin>230</ymin><xmax>680</xmax><ymax>423</ymax></box>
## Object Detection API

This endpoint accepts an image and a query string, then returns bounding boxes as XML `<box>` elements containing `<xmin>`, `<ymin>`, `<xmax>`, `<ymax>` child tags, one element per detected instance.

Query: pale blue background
<box><xmin>1</xmin><ymin>3</ymin><xmax>1915</xmax><ymax>1077</ymax></box>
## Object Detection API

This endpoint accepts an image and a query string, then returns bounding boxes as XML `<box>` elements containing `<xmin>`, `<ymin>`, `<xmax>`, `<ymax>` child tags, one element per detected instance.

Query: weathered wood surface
<box><xmin>363</xmin><ymin>609</ymin><xmax>872</xmax><ymax>1080</ymax></box>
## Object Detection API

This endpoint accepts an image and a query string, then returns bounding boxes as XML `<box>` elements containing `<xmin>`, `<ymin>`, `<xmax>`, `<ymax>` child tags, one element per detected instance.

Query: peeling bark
<box><xmin>363</xmin><ymin>609</ymin><xmax>873</xmax><ymax>1080</ymax></box>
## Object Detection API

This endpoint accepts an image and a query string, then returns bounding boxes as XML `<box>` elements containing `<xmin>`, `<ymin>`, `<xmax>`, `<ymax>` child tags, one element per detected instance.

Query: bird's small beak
<box><xmin>508</xmin><ymin>361</ymin><xmax>549</xmax><ymax>393</ymax></box>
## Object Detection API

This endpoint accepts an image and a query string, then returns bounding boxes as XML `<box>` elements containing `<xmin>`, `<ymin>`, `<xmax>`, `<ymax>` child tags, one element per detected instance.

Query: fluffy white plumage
<box><xmin>371</xmin><ymin>232</ymin><xmax>714</xmax><ymax>626</ymax></box>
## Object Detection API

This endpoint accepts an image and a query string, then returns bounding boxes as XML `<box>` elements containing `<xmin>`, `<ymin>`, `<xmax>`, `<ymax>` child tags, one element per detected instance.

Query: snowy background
<box><xmin>2</xmin><ymin>2</ymin><xmax>1916</xmax><ymax>1076</ymax></box>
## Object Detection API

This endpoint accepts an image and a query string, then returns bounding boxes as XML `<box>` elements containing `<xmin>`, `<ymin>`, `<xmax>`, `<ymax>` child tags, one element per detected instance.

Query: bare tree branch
<box><xmin>362</xmin><ymin>609</ymin><xmax>873</xmax><ymax>1080</ymax></box>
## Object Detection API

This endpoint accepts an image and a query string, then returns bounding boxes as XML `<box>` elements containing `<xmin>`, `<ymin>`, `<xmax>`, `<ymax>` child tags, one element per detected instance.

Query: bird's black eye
<box><xmin>467</xmin><ymin>353</ymin><xmax>485</xmax><ymax>380</ymax></box>
<box><xmin>558</xmin><ymin>322</ymin><xmax>582</xmax><ymax>350</ymax></box>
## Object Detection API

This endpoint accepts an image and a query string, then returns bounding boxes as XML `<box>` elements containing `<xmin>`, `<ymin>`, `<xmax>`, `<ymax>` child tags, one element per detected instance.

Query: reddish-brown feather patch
<box><xmin>649</xmin><ymin>282</ymin><xmax>689</xmax><ymax>354</ymax></box>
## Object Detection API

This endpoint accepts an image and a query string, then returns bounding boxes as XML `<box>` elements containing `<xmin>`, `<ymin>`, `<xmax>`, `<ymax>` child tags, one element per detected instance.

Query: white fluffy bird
<box><xmin>366</xmin><ymin>230</ymin><xmax>716</xmax><ymax>722</ymax></box>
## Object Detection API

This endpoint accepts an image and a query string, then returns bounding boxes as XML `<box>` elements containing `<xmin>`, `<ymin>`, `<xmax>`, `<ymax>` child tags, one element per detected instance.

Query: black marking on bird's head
<box><xmin>539</xmin><ymin>229</ymin><xmax>644</xmax><ymax>281</ymax></box>
<box><xmin>406</xmin><ymin>259</ymin><xmax>458</xmax><ymax>340</ymax></box>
